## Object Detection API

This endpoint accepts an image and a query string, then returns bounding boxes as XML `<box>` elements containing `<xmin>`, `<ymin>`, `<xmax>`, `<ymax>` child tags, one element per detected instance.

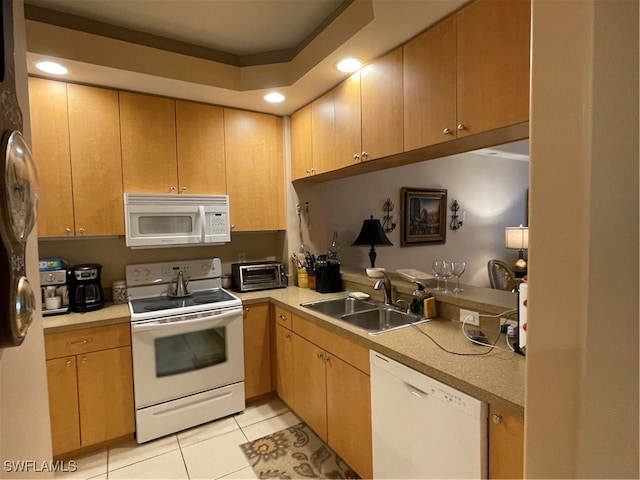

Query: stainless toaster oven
<box><xmin>231</xmin><ymin>261</ymin><xmax>286</xmax><ymax>292</ymax></box>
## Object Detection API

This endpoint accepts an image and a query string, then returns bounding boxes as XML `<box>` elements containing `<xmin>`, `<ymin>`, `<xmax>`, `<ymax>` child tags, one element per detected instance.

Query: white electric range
<box><xmin>126</xmin><ymin>258</ymin><xmax>245</xmax><ymax>443</ymax></box>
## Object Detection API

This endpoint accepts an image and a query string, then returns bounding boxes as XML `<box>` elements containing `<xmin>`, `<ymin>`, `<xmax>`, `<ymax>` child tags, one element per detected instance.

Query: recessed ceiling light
<box><xmin>35</xmin><ymin>61</ymin><xmax>69</xmax><ymax>75</ymax></box>
<box><xmin>264</xmin><ymin>92</ymin><xmax>285</xmax><ymax>103</ymax></box>
<box><xmin>335</xmin><ymin>58</ymin><xmax>363</xmax><ymax>73</ymax></box>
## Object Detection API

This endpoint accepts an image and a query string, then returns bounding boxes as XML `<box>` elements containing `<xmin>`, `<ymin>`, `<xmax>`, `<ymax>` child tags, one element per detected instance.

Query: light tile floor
<box><xmin>58</xmin><ymin>397</ymin><xmax>300</xmax><ymax>480</ymax></box>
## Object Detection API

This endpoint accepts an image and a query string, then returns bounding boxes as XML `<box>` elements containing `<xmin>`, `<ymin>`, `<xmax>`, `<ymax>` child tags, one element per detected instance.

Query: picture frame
<box><xmin>401</xmin><ymin>188</ymin><xmax>447</xmax><ymax>246</ymax></box>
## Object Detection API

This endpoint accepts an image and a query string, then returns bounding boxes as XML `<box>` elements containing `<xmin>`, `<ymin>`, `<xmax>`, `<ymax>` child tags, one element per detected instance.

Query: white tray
<box><xmin>396</xmin><ymin>269</ymin><xmax>434</xmax><ymax>283</ymax></box>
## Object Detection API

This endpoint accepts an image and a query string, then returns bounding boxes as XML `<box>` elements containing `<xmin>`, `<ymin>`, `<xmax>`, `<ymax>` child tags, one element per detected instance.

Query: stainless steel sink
<box><xmin>340</xmin><ymin>308</ymin><xmax>422</xmax><ymax>334</ymax></box>
<box><xmin>301</xmin><ymin>296</ymin><xmax>423</xmax><ymax>334</ymax></box>
<box><xmin>301</xmin><ymin>296</ymin><xmax>377</xmax><ymax>318</ymax></box>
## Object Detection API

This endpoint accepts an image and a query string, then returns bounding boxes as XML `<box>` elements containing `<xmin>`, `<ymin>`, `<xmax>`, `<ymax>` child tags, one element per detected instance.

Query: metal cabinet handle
<box><xmin>65</xmin><ymin>227</ymin><xmax>71</xmax><ymax>235</ymax></box>
<box><xmin>80</xmin><ymin>357</ymin><xmax>88</xmax><ymax>364</ymax></box>
<box><xmin>285</xmin><ymin>333</ymin><xmax>291</xmax><ymax>339</ymax></box>
<box><xmin>311</xmin><ymin>168</ymin><xmax>316</xmax><ymax>175</ymax></box>
<box><xmin>492</xmin><ymin>414</ymin><xmax>503</xmax><ymax>424</ymax></box>
<box><xmin>181</xmin><ymin>186</ymin><xmax>187</xmax><ymax>192</ymax></box>
<box><xmin>361</xmin><ymin>151</ymin><xmax>368</xmax><ymax>159</ymax></box>
<box><xmin>353</xmin><ymin>154</ymin><xmax>360</xmax><ymax>160</ymax></box>
<box><xmin>67</xmin><ymin>338</ymin><xmax>91</xmax><ymax>347</ymax></box>
<box><xmin>78</xmin><ymin>227</ymin><xmax>85</xmax><ymax>235</ymax></box>
<box><xmin>443</xmin><ymin>127</ymin><xmax>452</xmax><ymax>135</ymax></box>
<box><xmin>457</xmin><ymin>124</ymin><xmax>466</xmax><ymax>131</ymax></box>
<box><xmin>245</xmin><ymin>307</ymin><xmax>250</xmax><ymax>312</ymax></box>
<box><xmin>65</xmin><ymin>360</ymin><xmax>72</xmax><ymax>367</ymax></box>
<box><xmin>279</xmin><ymin>314</ymin><xmax>287</xmax><ymax>320</ymax></box>
<box><xmin>171</xmin><ymin>186</ymin><xmax>177</xmax><ymax>191</ymax></box>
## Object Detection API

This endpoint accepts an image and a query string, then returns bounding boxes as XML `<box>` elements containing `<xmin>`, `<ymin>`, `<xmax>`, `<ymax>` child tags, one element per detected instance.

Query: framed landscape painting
<box><xmin>401</xmin><ymin>188</ymin><xmax>447</xmax><ymax>246</ymax></box>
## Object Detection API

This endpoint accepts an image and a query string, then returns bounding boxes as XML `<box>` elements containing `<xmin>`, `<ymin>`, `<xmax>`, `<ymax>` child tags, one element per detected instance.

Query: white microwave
<box><xmin>124</xmin><ymin>194</ymin><xmax>231</xmax><ymax>248</ymax></box>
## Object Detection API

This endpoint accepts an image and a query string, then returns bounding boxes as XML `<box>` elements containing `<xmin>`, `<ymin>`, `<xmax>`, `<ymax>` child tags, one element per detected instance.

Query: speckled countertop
<box><xmin>43</xmin><ymin>273</ymin><xmax>525</xmax><ymax>416</ymax></box>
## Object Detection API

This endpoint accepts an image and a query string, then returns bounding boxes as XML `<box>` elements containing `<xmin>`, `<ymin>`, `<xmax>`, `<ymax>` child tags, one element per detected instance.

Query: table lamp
<box><xmin>505</xmin><ymin>225</ymin><xmax>528</xmax><ymax>277</ymax></box>
<box><xmin>352</xmin><ymin>216</ymin><xmax>393</xmax><ymax>268</ymax></box>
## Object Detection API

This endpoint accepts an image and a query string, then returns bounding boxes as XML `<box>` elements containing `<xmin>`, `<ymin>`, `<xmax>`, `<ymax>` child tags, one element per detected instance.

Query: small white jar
<box><xmin>112</xmin><ymin>280</ymin><xmax>128</xmax><ymax>304</ymax></box>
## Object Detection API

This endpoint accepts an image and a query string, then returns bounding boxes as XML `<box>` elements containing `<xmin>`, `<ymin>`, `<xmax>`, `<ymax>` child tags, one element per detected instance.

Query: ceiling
<box><xmin>23</xmin><ymin>0</ymin><xmax>469</xmax><ymax>115</ymax></box>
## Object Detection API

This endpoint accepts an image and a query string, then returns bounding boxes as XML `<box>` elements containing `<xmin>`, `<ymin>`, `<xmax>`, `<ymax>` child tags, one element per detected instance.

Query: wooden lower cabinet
<box><xmin>44</xmin><ymin>324</ymin><xmax>134</xmax><ymax>458</ymax></box>
<box><xmin>243</xmin><ymin>303</ymin><xmax>272</xmax><ymax>400</ymax></box>
<box><xmin>489</xmin><ymin>405</ymin><xmax>524</xmax><ymax>479</ymax></box>
<box><xmin>292</xmin><ymin>333</ymin><xmax>328</xmax><ymax>440</ymax></box>
<box><xmin>273</xmin><ymin>309</ymin><xmax>373</xmax><ymax>479</ymax></box>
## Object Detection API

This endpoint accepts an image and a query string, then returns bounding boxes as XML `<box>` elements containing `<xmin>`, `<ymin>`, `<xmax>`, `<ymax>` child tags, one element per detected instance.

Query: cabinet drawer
<box><xmin>45</xmin><ymin>323</ymin><xmax>131</xmax><ymax>360</ymax></box>
<box><xmin>292</xmin><ymin>314</ymin><xmax>369</xmax><ymax>374</ymax></box>
<box><xmin>273</xmin><ymin>305</ymin><xmax>292</xmax><ymax>330</ymax></box>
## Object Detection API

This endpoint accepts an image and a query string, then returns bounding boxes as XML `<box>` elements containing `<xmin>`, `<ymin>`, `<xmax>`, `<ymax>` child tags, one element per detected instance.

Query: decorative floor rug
<box><xmin>240</xmin><ymin>422</ymin><xmax>360</xmax><ymax>479</ymax></box>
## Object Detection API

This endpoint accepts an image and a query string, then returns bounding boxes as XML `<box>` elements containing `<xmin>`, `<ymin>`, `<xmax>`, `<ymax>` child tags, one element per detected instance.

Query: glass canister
<box><xmin>112</xmin><ymin>280</ymin><xmax>128</xmax><ymax>304</ymax></box>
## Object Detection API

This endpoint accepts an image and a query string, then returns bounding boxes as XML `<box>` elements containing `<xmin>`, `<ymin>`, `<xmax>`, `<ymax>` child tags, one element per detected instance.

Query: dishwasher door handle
<box><xmin>405</xmin><ymin>381</ymin><xmax>429</xmax><ymax>398</ymax></box>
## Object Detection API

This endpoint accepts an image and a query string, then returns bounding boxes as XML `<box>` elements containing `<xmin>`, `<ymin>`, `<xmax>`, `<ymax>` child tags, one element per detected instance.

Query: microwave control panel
<box><xmin>209</xmin><ymin>213</ymin><xmax>229</xmax><ymax>235</ymax></box>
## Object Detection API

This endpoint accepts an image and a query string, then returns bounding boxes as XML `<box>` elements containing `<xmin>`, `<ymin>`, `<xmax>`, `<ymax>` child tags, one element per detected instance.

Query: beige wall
<box><xmin>526</xmin><ymin>0</ymin><xmax>639</xmax><ymax>477</ymax></box>
<box><xmin>0</xmin><ymin>0</ymin><xmax>53</xmax><ymax>475</ymax></box>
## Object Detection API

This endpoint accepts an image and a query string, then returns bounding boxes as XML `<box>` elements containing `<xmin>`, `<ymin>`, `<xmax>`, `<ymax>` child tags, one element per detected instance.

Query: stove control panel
<box><xmin>126</xmin><ymin>258</ymin><xmax>222</xmax><ymax>287</ymax></box>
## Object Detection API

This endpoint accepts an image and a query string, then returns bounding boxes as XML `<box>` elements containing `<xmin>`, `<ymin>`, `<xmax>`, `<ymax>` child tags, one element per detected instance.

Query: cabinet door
<box><xmin>311</xmin><ymin>92</ymin><xmax>335</xmax><ymax>175</ymax></box>
<box><xmin>28</xmin><ymin>77</ymin><xmax>74</xmax><ymax>237</ymax></box>
<box><xmin>361</xmin><ymin>47</ymin><xmax>404</xmax><ymax>160</ymax></box>
<box><xmin>326</xmin><ymin>354</ymin><xmax>373</xmax><ymax>479</ymax></box>
<box><xmin>291</xmin><ymin>104</ymin><xmax>313</xmax><ymax>180</ymax></box>
<box><xmin>292</xmin><ymin>333</ymin><xmax>327</xmax><ymax>440</ymax></box>
<box><xmin>224</xmin><ymin>108</ymin><xmax>284</xmax><ymax>231</ymax></box>
<box><xmin>120</xmin><ymin>92</ymin><xmax>178</xmax><ymax>193</ymax></box>
<box><xmin>456</xmin><ymin>0</ymin><xmax>531</xmax><ymax>136</ymax></box>
<box><xmin>332</xmin><ymin>73</ymin><xmax>361</xmax><ymax>170</ymax></box>
<box><xmin>77</xmin><ymin>346</ymin><xmax>135</xmax><ymax>446</ymax></box>
<box><xmin>489</xmin><ymin>405</ymin><xmax>524</xmax><ymax>479</ymax></box>
<box><xmin>67</xmin><ymin>84</ymin><xmax>124</xmax><ymax>236</ymax></box>
<box><xmin>175</xmin><ymin>100</ymin><xmax>226</xmax><ymax>194</ymax></box>
<box><xmin>404</xmin><ymin>15</ymin><xmax>457</xmax><ymax>150</ymax></box>
<box><xmin>274</xmin><ymin>324</ymin><xmax>295</xmax><ymax>409</ymax></box>
<box><xmin>46</xmin><ymin>356</ymin><xmax>81</xmax><ymax>457</ymax></box>
<box><xmin>243</xmin><ymin>303</ymin><xmax>271</xmax><ymax>400</ymax></box>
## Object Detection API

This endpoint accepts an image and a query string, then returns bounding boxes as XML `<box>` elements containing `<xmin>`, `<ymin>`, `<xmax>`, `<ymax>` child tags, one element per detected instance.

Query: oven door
<box><xmin>131</xmin><ymin>306</ymin><xmax>244</xmax><ymax>409</ymax></box>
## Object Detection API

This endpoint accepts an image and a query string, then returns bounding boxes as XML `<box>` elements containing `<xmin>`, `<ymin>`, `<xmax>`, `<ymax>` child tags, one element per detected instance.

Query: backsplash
<box><xmin>38</xmin><ymin>231</ymin><xmax>286</xmax><ymax>289</ymax></box>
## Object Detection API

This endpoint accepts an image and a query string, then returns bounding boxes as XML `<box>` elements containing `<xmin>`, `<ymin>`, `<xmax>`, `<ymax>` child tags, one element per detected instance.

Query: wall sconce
<box><xmin>382</xmin><ymin>197</ymin><xmax>396</xmax><ymax>232</ymax></box>
<box><xmin>450</xmin><ymin>199</ymin><xmax>465</xmax><ymax>230</ymax></box>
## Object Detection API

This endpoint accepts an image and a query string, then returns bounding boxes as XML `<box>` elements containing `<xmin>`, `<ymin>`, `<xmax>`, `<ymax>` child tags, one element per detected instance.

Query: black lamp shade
<box><xmin>352</xmin><ymin>216</ymin><xmax>393</xmax><ymax>268</ymax></box>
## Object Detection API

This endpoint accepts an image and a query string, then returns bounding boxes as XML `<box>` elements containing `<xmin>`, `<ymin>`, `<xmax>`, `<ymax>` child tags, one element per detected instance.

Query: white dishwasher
<box><xmin>370</xmin><ymin>351</ymin><xmax>488</xmax><ymax>479</ymax></box>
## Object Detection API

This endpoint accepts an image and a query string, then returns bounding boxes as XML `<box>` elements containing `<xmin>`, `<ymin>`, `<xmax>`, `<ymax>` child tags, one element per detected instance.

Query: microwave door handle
<box><xmin>198</xmin><ymin>205</ymin><xmax>206</xmax><ymax>243</ymax></box>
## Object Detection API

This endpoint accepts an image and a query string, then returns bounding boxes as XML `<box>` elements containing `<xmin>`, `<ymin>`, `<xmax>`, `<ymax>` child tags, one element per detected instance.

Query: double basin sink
<box><xmin>300</xmin><ymin>296</ymin><xmax>426</xmax><ymax>334</ymax></box>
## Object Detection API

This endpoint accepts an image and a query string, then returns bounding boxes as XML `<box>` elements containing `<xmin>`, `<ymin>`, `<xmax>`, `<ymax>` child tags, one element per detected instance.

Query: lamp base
<box><xmin>368</xmin><ymin>246</ymin><xmax>377</xmax><ymax>269</ymax></box>
<box><xmin>513</xmin><ymin>250</ymin><xmax>527</xmax><ymax>278</ymax></box>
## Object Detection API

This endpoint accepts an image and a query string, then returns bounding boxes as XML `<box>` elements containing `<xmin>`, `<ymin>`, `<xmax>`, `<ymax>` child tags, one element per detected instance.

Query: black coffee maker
<box><xmin>68</xmin><ymin>264</ymin><xmax>104</xmax><ymax>312</ymax></box>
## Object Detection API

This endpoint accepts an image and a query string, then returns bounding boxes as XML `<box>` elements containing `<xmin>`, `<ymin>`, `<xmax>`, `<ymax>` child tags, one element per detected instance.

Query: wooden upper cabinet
<box><xmin>361</xmin><ymin>47</ymin><xmax>404</xmax><ymax>160</ymax></box>
<box><xmin>404</xmin><ymin>15</ymin><xmax>457</xmax><ymax>150</ymax></box>
<box><xmin>456</xmin><ymin>0</ymin><xmax>531</xmax><ymax>136</ymax></box>
<box><xmin>28</xmin><ymin>77</ymin><xmax>74</xmax><ymax>237</ymax></box>
<box><xmin>224</xmin><ymin>108</ymin><xmax>284</xmax><ymax>231</ymax></box>
<box><xmin>119</xmin><ymin>91</ymin><xmax>178</xmax><ymax>193</ymax></box>
<box><xmin>332</xmin><ymin>72</ymin><xmax>362</xmax><ymax>169</ymax></box>
<box><xmin>311</xmin><ymin>91</ymin><xmax>336</xmax><ymax>175</ymax></box>
<box><xmin>291</xmin><ymin>104</ymin><xmax>313</xmax><ymax>180</ymax></box>
<box><xmin>175</xmin><ymin>100</ymin><xmax>226</xmax><ymax>194</ymax></box>
<box><xmin>67</xmin><ymin>84</ymin><xmax>124</xmax><ymax>236</ymax></box>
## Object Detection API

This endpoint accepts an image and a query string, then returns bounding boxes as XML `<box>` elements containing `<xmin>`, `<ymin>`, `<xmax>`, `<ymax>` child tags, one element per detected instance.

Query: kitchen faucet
<box><xmin>374</xmin><ymin>272</ymin><xmax>393</xmax><ymax>307</ymax></box>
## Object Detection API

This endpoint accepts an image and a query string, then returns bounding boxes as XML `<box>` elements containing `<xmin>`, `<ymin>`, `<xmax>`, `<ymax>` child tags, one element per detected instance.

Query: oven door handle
<box><xmin>132</xmin><ymin>309</ymin><xmax>239</xmax><ymax>333</ymax></box>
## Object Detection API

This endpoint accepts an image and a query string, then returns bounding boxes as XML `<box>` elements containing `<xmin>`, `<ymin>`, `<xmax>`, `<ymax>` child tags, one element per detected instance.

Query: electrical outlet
<box><xmin>460</xmin><ymin>309</ymin><xmax>480</xmax><ymax>326</ymax></box>
<box><xmin>501</xmin><ymin>318</ymin><xmax>518</xmax><ymax>329</ymax></box>
<box><xmin>237</xmin><ymin>253</ymin><xmax>246</xmax><ymax>262</ymax></box>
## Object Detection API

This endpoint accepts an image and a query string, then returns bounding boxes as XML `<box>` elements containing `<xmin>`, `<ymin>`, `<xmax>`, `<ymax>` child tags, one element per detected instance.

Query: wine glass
<box><xmin>452</xmin><ymin>261</ymin><xmax>466</xmax><ymax>293</ymax></box>
<box><xmin>431</xmin><ymin>260</ymin><xmax>443</xmax><ymax>291</ymax></box>
<box><xmin>440</xmin><ymin>261</ymin><xmax>454</xmax><ymax>293</ymax></box>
